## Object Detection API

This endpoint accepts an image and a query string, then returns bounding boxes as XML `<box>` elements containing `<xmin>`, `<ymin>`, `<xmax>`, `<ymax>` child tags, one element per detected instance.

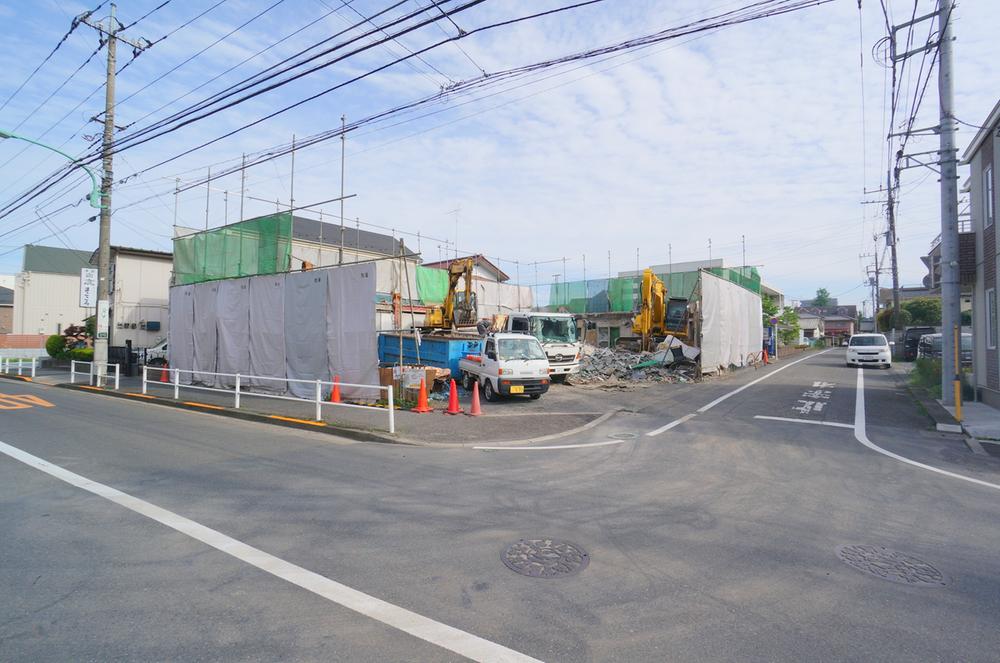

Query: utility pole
<box><xmin>339</xmin><ymin>115</ymin><xmax>346</xmax><ymax>264</ymax></box>
<box><xmin>938</xmin><ymin>0</ymin><xmax>960</xmax><ymax>405</ymax></box>
<box><xmin>886</xmin><ymin>172</ymin><xmax>901</xmax><ymax>334</ymax></box>
<box><xmin>81</xmin><ymin>4</ymin><xmax>149</xmax><ymax>384</ymax></box>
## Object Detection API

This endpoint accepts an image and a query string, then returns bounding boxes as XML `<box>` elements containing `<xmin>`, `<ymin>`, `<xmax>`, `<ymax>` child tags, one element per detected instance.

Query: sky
<box><xmin>0</xmin><ymin>0</ymin><xmax>996</xmax><ymax>312</ymax></box>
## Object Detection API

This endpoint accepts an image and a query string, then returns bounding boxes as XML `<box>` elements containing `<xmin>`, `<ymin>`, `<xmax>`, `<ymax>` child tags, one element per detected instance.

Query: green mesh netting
<box><xmin>540</xmin><ymin>268</ymin><xmax>756</xmax><ymax>313</ymax></box>
<box><xmin>416</xmin><ymin>265</ymin><xmax>449</xmax><ymax>304</ymax></box>
<box><xmin>173</xmin><ymin>213</ymin><xmax>292</xmax><ymax>285</ymax></box>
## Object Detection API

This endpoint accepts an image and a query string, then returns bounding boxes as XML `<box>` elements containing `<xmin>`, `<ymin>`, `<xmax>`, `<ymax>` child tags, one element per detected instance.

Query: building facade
<box><xmin>13</xmin><ymin>245</ymin><xmax>94</xmax><ymax>335</ymax></box>
<box><xmin>966</xmin><ymin>99</ymin><xmax>1000</xmax><ymax>405</ymax></box>
<box><xmin>101</xmin><ymin>246</ymin><xmax>173</xmax><ymax>347</ymax></box>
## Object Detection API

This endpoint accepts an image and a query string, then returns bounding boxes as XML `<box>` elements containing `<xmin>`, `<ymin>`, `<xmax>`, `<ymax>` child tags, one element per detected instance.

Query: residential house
<box><xmin>797</xmin><ymin>312</ymin><xmax>824</xmax><ymax>344</ymax></box>
<box><xmin>13</xmin><ymin>245</ymin><xmax>94</xmax><ymax>335</ymax></box>
<box><xmin>97</xmin><ymin>246</ymin><xmax>173</xmax><ymax>348</ymax></box>
<box><xmin>966</xmin><ymin>98</ymin><xmax>1000</xmax><ymax>406</ymax></box>
<box><xmin>822</xmin><ymin>315</ymin><xmax>855</xmax><ymax>341</ymax></box>
<box><xmin>422</xmin><ymin>254</ymin><xmax>509</xmax><ymax>282</ymax></box>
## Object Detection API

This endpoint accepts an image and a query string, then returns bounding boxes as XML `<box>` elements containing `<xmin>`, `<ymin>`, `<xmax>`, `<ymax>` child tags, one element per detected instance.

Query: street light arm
<box><xmin>0</xmin><ymin>129</ymin><xmax>104</xmax><ymax>209</ymax></box>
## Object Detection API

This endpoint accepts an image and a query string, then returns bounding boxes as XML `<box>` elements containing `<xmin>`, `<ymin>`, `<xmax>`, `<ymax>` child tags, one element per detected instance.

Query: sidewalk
<box><xmin>2</xmin><ymin>367</ymin><xmax>609</xmax><ymax>447</ymax></box>
<box><xmin>944</xmin><ymin>401</ymin><xmax>1000</xmax><ymax>444</ymax></box>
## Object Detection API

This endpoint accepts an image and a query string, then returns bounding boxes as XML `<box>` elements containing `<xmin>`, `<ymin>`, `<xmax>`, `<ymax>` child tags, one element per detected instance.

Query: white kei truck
<box><xmin>501</xmin><ymin>312</ymin><xmax>581</xmax><ymax>381</ymax></box>
<box><xmin>457</xmin><ymin>333</ymin><xmax>551</xmax><ymax>401</ymax></box>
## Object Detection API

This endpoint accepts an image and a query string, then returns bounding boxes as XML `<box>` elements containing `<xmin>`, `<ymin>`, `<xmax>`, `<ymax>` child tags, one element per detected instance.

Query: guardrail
<box><xmin>70</xmin><ymin>360</ymin><xmax>121</xmax><ymax>390</ymax></box>
<box><xmin>141</xmin><ymin>367</ymin><xmax>395</xmax><ymax>434</ymax></box>
<box><xmin>0</xmin><ymin>356</ymin><xmax>36</xmax><ymax>378</ymax></box>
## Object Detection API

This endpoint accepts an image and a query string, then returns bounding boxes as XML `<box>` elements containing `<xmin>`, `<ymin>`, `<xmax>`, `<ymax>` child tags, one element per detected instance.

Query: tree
<box><xmin>901</xmin><ymin>297</ymin><xmax>941</xmax><ymax>325</ymax></box>
<box><xmin>877</xmin><ymin>307</ymin><xmax>912</xmax><ymax>331</ymax></box>
<box><xmin>45</xmin><ymin>335</ymin><xmax>65</xmax><ymax>358</ymax></box>
<box><xmin>761</xmin><ymin>294</ymin><xmax>780</xmax><ymax>328</ymax></box>
<box><xmin>778</xmin><ymin>306</ymin><xmax>800</xmax><ymax>345</ymax></box>
<box><xmin>812</xmin><ymin>288</ymin><xmax>831</xmax><ymax>307</ymax></box>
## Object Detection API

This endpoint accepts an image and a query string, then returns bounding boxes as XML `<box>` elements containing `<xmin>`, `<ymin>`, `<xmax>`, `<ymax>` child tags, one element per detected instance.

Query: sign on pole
<box><xmin>80</xmin><ymin>268</ymin><xmax>98</xmax><ymax>307</ymax></box>
<box><xmin>97</xmin><ymin>300</ymin><xmax>109</xmax><ymax>340</ymax></box>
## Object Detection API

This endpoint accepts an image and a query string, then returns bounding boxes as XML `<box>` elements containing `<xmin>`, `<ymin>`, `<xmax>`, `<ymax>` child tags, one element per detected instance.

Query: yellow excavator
<box><xmin>424</xmin><ymin>258</ymin><xmax>478</xmax><ymax>329</ymax></box>
<box><xmin>620</xmin><ymin>269</ymin><xmax>689</xmax><ymax>351</ymax></box>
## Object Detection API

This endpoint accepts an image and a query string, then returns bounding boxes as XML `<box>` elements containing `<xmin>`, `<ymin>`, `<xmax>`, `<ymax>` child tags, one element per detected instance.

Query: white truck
<box><xmin>458</xmin><ymin>333</ymin><xmax>551</xmax><ymax>401</ymax></box>
<box><xmin>502</xmin><ymin>312</ymin><xmax>581</xmax><ymax>381</ymax></box>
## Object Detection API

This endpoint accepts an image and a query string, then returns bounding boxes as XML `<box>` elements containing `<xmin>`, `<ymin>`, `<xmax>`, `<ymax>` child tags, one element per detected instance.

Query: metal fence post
<box><xmin>16</xmin><ymin>359</ymin><xmax>22</xmax><ymax>376</ymax></box>
<box><xmin>388</xmin><ymin>385</ymin><xmax>395</xmax><ymax>434</ymax></box>
<box><xmin>114</xmin><ymin>364</ymin><xmax>120</xmax><ymax>391</ymax></box>
<box><xmin>70</xmin><ymin>361</ymin><xmax>76</xmax><ymax>384</ymax></box>
<box><xmin>315</xmin><ymin>380</ymin><xmax>322</xmax><ymax>421</ymax></box>
<box><xmin>235</xmin><ymin>374</ymin><xmax>241</xmax><ymax>409</ymax></box>
<box><xmin>173</xmin><ymin>367</ymin><xmax>180</xmax><ymax>400</ymax></box>
<box><xmin>142</xmin><ymin>366</ymin><xmax>148</xmax><ymax>394</ymax></box>
<box><xmin>31</xmin><ymin>357</ymin><xmax>36</xmax><ymax>378</ymax></box>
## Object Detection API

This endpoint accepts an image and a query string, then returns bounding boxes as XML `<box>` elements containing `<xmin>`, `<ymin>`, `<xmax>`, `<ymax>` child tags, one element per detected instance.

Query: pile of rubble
<box><xmin>569</xmin><ymin>344</ymin><xmax>698</xmax><ymax>386</ymax></box>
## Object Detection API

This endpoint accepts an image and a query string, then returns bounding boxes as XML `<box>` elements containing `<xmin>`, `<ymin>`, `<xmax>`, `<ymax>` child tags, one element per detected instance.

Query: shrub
<box><xmin>45</xmin><ymin>334</ymin><xmax>66</xmax><ymax>358</ymax></box>
<box><xmin>66</xmin><ymin>347</ymin><xmax>94</xmax><ymax>362</ymax></box>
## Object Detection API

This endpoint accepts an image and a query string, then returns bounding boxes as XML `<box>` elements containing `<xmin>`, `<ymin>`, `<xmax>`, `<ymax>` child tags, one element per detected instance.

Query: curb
<box><xmin>427</xmin><ymin>408</ymin><xmax>619</xmax><ymax>449</ymax></box>
<box><xmin>53</xmin><ymin>383</ymin><xmax>408</xmax><ymax>446</ymax></box>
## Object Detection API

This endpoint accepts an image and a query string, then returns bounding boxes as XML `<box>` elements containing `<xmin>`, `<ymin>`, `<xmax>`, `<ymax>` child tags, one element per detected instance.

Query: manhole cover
<box><xmin>836</xmin><ymin>545</ymin><xmax>947</xmax><ymax>586</ymax></box>
<box><xmin>608</xmin><ymin>432</ymin><xmax>638</xmax><ymax>440</ymax></box>
<box><xmin>502</xmin><ymin>539</ymin><xmax>589</xmax><ymax>578</ymax></box>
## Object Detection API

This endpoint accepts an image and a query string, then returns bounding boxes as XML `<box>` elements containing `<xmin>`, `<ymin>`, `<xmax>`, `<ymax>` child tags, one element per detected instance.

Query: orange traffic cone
<box><xmin>763</xmin><ymin>348</ymin><xmax>769</xmax><ymax>365</ymax></box>
<box><xmin>444</xmin><ymin>378</ymin><xmax>462</xmax><ymax>415</ymax></box>
<box><xmin>159</xmin><ymin>363</ymin><xmax>169</xmax><ymax>382</ymax></box>
<box><xmin>467</xmin><ymin>380</ymin><xmax>482</xmax><ymax>416</ymax></box>
<box><xmin>329</xmin><ymin>375</ymin><xmax>342</xmax><ymax>403</ymax></box>
<box><xmin>411</xmin><ymin>378</ymin><xmax>433</xmax><ymax>413</ymax></box>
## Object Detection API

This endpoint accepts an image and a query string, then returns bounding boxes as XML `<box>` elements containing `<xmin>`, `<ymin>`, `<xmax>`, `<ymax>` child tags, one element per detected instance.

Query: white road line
<box><xmin>474</xmin><ymin>439</ymin><xmax>624</xmax><ymax>451</ymax></box>
<box><xmin>0</xmin><ymin>440</ymin><xmax>542</xmax><ymax>663</ymax></box>
<box><xmin>753</xmin><ymin>415</ymin><xmax>854</xmax><ymax>429</ymax></box>
<box><xmin>645</xmin><ymin>413</ymin><xmax>697</xmax><ymax>437</ymax></box>
<box><xmin>696</xmin><ymin>350</ymin><xmax>831</xmax><ymax>414</ymax></box>
<box><xmin>853</xmin><ymin>369</ymin><xmax>1000</xmax><ymax>492</ymax></box>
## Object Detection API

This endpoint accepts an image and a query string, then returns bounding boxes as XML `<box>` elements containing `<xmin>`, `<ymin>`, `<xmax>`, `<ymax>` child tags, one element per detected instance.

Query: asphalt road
<box><xmin>2</xmin><ymin>349</ymin><xmax>999</xmax><ymax>661</ymax></box>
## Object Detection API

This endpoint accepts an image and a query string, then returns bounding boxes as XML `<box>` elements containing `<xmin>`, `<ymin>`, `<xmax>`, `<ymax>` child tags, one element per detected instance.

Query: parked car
<box><xmin>141</xmin><ymin>339</ymin><xmax>168</xmax><ymax>366</ymax></box>
<box><xmin>845</xmin><ymin>333</ymin><xmax>892</xmax><ymax>369</ymax></box>
<box><xmin>902</xmin><ymin>326</ymin><xmax>937</xmax><ymax>361</ymax></box>
<box><xmin>916</xmin><ymin>333</ymin><xmax>972</xmax><ymax>366</ymax></box>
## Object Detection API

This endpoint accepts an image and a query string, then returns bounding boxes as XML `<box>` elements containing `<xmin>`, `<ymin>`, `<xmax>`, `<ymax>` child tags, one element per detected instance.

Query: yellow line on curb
<box><xmin>78</xmin><ymin>385</ymin><xmax>103</xmax><ymax>391</ymax></box>
<box><xmin>125</xmin><ymin>393</ymin><xmax>157</xmax><ymax>400</ymax></box>
<box><xmin>269</xmin><ymin>415</ymin><xmax>327</xmax><ymax>427</ymax></box>
<box><xmin>182</xmin><ymin>401</ymin><xmax>225</xmax><ymax>410</ymax></box>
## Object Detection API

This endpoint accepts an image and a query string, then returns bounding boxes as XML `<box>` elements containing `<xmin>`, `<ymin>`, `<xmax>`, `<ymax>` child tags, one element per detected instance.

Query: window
<box><xmin>986</xmin><ymin>164</ymin><xmax>995</xmax><ymax>227</ymax></box>
<box><xmin>849</xmin><ymin>335</ymin><xmax>889</xmax><ymax>347</ymax></box>
<box><xmin>987</xmin><ymin>288</ymin><xmax>997</xmax><ymax>350</ymax></box>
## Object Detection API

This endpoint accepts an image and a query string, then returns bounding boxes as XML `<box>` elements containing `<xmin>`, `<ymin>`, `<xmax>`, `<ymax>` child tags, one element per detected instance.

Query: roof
<box><xmin>961</xmin><ymin>98</ymin><xmax>1000</xmax><ymax>163</ymax></box>
<box><xmin>0</xmin><ymin>286</ymin><xmax>12</xmax><ymax>306</ymax></box>
<box><xmin>290</xmin><ymin>216</ymin><xmax>417</xmax><ymax>257</ymax></box>
<box><xmin>797</xmin><ymin>311</ymin><xmax>821</xmax><ymax>318</ymax></box>
<box><xmin>822</xmin><ymin>315</ymin><xmax>855</xmax><ymax>321</ymax></box>
<box><xmin>21</xmin><ymin>244</ymin><xmax>93</xmax><ymax>275</ymax></box>
<box><xmin>88</xmin><ymin>245</ymin><xmax>173</xmax><ymax>264</ymax></box>
<box><xmin>422</xmin><ymin>254</ymin><xmax>510</xmax><ymax>281</ymax></box>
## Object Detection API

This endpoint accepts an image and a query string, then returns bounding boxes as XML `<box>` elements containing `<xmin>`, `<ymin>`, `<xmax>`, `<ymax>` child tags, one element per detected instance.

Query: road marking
<box><xmin>854</xmin><ymin>368</ymin><xmax>1000</xmax><ymax>492</ymax></box>
<box><xmin>696</xmin><ymin>350</ymin><xmax>831</xmax><ymax>414</ymax></box>
<box><xmin>474</xmin><ymin>439</ymin><xmax>624</xmax><ymax>451</ymax></box>
<box><xmin>645</xmin><ymin>413</ymin><xmax>697</xmax><ymax>437</ymax></box>
<box><xmin>0</xmin><ymin>439</ymin><xmax>542</xmax><ymax>663</ymax></box>
<box><xmin>753</xmin><ymin>415</ymin><xmax>854</xmax><ymax>429</ymax></box>
<box><xmin>0</xmin><ymin>393</ymin><xmax>54</xmax><ymax>409</ymax></box>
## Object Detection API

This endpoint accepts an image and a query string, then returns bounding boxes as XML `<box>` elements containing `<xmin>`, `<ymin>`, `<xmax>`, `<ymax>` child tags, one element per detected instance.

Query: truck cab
<box><xmin>504</xmin><ymin>312</ymin><xmax>581</xmax><ymax>381</ymax></box>
<box><xmin>458</xmin><ymin>333</ymin><xmax>551</xmax><ymax>401</ymax></box>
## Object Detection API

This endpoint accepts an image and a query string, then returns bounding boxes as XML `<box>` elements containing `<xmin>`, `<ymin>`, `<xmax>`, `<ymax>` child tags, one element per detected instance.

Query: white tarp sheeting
<box><xmin>167</xmin><ymin>284</ymin><xmax>194</xmax><ymax>384</ymax></box>
<box><xmin>328</xmin><ymin>263</ymin><xmax>379</xmax><ymax>400</ymax></box>
<box><xmin>192</xmin><ymin>281</ymin><xmax>219</xmax><ymax>387</ymax></box>
<box><xmin>285</xmin><ymin>271</ymin><xmax>330</xmax><ymax>398</ymax></box>
<box><xmin>248</xmin><ymin>274</ymin><xmax>286</xmax><ymax>393</ymax></box>
<box><xmin>216</xmin><ymin>278</ymin><xmax>250</xmax><ymax>388</ymax></box>
<box><xmin>699</xmin><ymin>270</ymin><xmax>763</xmax><ymax>373</ymax></box>
<box><xmin>169</xmin><ymin>265</ymin><xmax>380</xmax><ymax>398</ymax></box>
